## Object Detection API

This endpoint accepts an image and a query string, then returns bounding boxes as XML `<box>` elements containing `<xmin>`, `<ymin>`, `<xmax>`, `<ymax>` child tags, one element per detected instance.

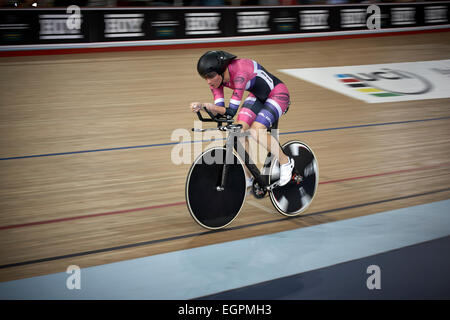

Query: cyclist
<box><xmin>190</xmin><ymin>50</ymin><xmax>294</xmax><ymax>187</ymax></box>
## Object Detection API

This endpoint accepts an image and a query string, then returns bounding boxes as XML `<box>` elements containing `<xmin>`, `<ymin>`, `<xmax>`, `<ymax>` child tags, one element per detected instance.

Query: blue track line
<box><xmin>1</xmin><ymin>116</ymin><xmax>449</xmax><ymax>161</ymax></box>
<box><xmin>281</xmin><ymin>116</ymin><xmax>450</xmax><ymax>135</ymax></box>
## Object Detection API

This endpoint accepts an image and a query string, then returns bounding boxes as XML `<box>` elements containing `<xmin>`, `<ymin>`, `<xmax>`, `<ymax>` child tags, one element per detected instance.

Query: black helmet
<box><xmin>197</xmin><ymin>50</ymin><xmax>237</xmax><ymax>78</ymax></box>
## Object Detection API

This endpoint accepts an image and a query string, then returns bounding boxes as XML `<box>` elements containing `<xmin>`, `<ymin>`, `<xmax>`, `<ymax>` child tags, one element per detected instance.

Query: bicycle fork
<box><xmin>217</xmin><ymin>129</ymin><xmax>251</xmax><ymax>191</ymax></box>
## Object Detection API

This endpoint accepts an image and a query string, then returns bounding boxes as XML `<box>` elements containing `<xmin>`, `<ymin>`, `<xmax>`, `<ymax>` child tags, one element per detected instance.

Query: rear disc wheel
<box><xmin>269</xmin><ymin>141</ymin><xmax>319</xmax><ymax>216</ymax></box>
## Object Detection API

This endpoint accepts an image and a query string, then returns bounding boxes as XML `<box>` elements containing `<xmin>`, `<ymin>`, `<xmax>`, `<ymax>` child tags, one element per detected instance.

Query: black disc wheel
<box><xmin>269</xmin><ymin>141</ymin><xmax>319</xmax><ymax>216</ymax></box>
<box><xmin>186</xmin><ymin>147</ymin><xmax>246</xmax><ymax>229</ymax></box>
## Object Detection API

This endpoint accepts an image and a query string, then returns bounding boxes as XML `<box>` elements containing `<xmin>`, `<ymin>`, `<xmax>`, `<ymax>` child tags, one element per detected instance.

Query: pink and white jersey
<box><xmin>210</xmin><ymin>58</ymin><xmax>282</xmax><ymax>113</ymax></box>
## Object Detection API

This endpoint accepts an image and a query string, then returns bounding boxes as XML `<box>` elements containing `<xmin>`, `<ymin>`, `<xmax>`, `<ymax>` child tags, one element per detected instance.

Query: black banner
<box><xmin>0</xmin><ymin>2</ymin><xmax>449</xmax><ymax>46</ymax></box>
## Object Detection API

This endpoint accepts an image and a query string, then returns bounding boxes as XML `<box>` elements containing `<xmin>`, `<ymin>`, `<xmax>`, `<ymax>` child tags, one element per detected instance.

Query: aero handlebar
<box><xmin>192</xmin><ymin>106</ymin><xmax>240</xmax><ymax>132</ymax></box>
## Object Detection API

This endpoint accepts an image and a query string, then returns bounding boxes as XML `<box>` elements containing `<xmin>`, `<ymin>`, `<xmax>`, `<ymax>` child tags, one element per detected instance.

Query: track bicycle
<box><xmin>185</xmin><ymin>107</ymin><xmax>319</xmax><ymax>230</ymax></box>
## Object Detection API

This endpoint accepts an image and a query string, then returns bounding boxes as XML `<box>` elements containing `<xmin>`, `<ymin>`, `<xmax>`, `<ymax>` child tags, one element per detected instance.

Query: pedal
<box><xmin>267</xmin><ymin>173</ymin><xmax>301</xmax><ymax>191</ymax></box>
<box><xmin>292</xmin><ymin>173</ymin><xmax>303</xmax><ymax>185</ymax></box>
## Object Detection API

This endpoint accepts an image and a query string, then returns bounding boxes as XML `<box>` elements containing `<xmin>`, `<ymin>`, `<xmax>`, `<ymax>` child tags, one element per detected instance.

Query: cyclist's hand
<box><xmin>190</xmin><ymin>102</ymin><xmax>203</xmax><ymax>113</ymax></box>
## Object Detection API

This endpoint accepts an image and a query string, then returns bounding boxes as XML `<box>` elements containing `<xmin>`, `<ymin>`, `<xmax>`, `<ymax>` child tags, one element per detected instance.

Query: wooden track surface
<box><xmin>0</xmin><ymin>33</ymin><xmax>449</xmax><ymax>282</ymax></box>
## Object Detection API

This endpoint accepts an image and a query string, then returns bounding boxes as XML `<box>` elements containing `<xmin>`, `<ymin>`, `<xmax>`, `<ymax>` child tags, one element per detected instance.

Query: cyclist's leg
<box><xmin>236</xmin><ymin>93</ymin><xmax>259</xmax><ymax>130</ymax></box>
<box><xmin>251</xmin><ymin>83</ymin><xmax>293</xmax><ymax>185</ymax></box>
<box><xmin>236</xmin><ymin>94</ymin><xmax>265</xmax><ymax>184</ymax></box>
<box><xmin>250</xmin><ymin>121</ymin><xmax>288</xmax><ymax>165</ymax></box>
<box><xmin>237</xmin><ymin>94</ymin><xmax>267</xmax><ymax>150</ymax></box>
<box><xmin>251</xmin><ymin>83</ymin><xmax>290</xmax><ymax>163</ymax></box>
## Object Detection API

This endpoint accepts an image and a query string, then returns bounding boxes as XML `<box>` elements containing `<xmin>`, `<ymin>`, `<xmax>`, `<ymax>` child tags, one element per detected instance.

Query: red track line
<box><xmin>319</xmin><ymin>163</ymin><xmax>450</xmax><ymax>185</ymax></box>
<box><xmin>0</xmin><ymin>162</ymin><xmax>449</xmax><ymax>231</ymax></box>
<box><xmin>0</xmin><ymin>201</ymin><xmax>186</xmax><ymax>231</ymax></box>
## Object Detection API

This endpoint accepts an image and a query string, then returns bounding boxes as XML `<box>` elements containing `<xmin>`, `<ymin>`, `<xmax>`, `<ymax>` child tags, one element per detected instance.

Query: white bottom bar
<box><xmin>105</xmin><ymin>33</ymin><xmax>145</xmax><ymax>38</ymax></box>
<box><xmin>39</xmin><ymin>35</ymin><xmax>83</xmax><ymax>40</ymax></box>
<box><xmin>1</xmin><ymin>24</ymin><xmax>449</xmax><ymax>52</ymax></box>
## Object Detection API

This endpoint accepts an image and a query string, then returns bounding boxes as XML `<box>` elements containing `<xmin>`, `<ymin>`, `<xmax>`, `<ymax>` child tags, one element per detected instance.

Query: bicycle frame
<box><xmin>194</xmin><ymin>107</ymin><xmax>280</xmax><ymax>192</ymax></box>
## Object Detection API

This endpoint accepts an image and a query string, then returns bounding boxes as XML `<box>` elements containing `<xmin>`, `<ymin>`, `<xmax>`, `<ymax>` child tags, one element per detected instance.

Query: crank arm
<box><xmin>266</xmin><ymin>174</ymin><xmax>303</xmax><ymax>191</ymax></box>
<box><xmin>265</xmin><ymin>181</ymin><xmax>280</xmax><ymax>191</ymax></box>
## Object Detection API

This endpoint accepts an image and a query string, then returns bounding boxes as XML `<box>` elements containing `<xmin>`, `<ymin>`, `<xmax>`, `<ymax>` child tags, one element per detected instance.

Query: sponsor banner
<box><xmin>0</xmin><ymin>9</ymin><xmax>91</xmax><ymax>44</ymax></box>
<box><xmin>424</xmin><ymin>5</ymin><xmax>449</xmax><ymax>24</ymax></box>
<box><xmin>103</xmin><ymin>13</ymin><xmax>145</xmax><ymax>39</ymax></box>
<box><xmin>340</xmin><ymin>7</ymin><xmax>372</xmax><ymax>29</ymax></box>
<box><xmin>236</xmin><ymin>10</ymin><xmax>270</xmax><ymax>34</ymax></box>
<box><xmin>390</xmin><ymin>6</ymin><xmax>418</xmax><ymax>27</ymax></box>
<box><xmin>0</xmin><ymin>2</ymin><xmax>449</xmax><ymax>46</ymax></box>
<box><xmin>280</xmin><ymin>60</ymin><xmax>450</xmax><ymax>103</ymax></box>
<box><xmin>39</xmin><ymin>13</ymin><xmax>84</xmax><ymax>40</ymax></box>
<box><xmin>97</xmin><ymin>11</ymin><xmax>152</xmax><ymax>41</ymax></box>
<box><xmin>185</xmin><ymin>12</ymin><xmax>223</xmax><ymax>36</ymax></box>
<box><xmin>300</xmin><ymin>8</ymin><xmax>331</xmax><ymax>31</ymax></box>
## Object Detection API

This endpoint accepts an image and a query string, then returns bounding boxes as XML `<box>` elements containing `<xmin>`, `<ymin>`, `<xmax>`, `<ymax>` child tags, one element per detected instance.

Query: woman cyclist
<box><xmin>190</xmin><ymin>50</ymin><xmax>294</xmax><ymax>187</ymax></box>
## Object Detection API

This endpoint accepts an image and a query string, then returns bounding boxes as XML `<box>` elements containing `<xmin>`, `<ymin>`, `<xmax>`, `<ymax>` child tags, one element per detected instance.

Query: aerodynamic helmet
<box><xmin>197</xmin><ymin>50</ymin><xmax>237</xmax><ymax>79</ymax></box>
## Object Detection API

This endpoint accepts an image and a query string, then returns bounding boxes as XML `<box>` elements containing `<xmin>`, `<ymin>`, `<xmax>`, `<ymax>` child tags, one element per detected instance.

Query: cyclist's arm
<box><xmin>204</xmin><ymin>103</ymin><xmax>225</xmax><ymax>116</ymax></box>
<box><xmin>208</xmin><ymin>86</ymin><xmax>227</xmax><ymax>116</ymax></box>
<box><xmin>224</xmin><ymin>73</ymin><xmax>247</xmax><ymax>117</ymax></box>
<box><xmin>189</xmin><ymin>102</ymin><xmax>224</xmax><ymax>115</ymax></box>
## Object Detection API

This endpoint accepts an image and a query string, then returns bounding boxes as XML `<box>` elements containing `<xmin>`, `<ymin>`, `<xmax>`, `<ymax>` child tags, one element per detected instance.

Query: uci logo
<box><xmin>336</xmin><ymin>68</ymin><xmax>433</xmax><ymax>97</ymax></box>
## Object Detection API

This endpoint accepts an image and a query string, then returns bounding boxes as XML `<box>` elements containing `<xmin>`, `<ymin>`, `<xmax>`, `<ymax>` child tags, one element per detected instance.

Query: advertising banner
<box><xmin>0</xmin><ymin>2</ymin><xmax>449</xmax><ymax>47</ymax></box>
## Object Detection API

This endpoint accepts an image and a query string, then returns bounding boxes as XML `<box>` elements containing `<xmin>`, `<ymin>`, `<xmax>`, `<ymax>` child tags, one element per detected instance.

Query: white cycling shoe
<box><xmin>278</xmin><ymin>157</ymin><xmax>295</xmax><ymax>186</ymax></box>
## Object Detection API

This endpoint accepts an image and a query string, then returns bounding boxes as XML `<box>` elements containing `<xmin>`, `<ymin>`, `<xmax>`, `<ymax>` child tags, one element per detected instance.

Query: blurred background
<box><xmin>2</xmin><ymin>0</ymin><xmax>449</xmax><ymax>9</ymax></box>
